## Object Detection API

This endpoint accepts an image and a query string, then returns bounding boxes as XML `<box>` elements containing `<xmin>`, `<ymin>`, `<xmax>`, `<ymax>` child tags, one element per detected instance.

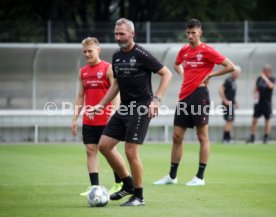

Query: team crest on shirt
<box><xmin>197</xmin><ymin>53</ymin><xmax>203</xmax><ymax>61</ymax></box>
<box><xmin>97</xmin><ymin>70</ymin><xmax>103</xmax><ymax>79</ymax></box>
<box><xmin>129</xmin><ymin>57</ymin><xmax>136</xmax><ymax>67</ymax></box>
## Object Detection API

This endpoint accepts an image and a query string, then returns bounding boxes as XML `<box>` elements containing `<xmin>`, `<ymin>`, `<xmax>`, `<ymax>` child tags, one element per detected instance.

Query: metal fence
<box><xmin>1</xmin><ymin>21</ymin><xmax>276</xmax><ymax>43</ymax></box>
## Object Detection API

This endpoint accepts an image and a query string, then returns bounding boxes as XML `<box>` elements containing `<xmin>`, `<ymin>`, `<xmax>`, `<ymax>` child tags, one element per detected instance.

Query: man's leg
<box><xmin>223</xmin><ymin>121</ymin><xmax>233</xmax><ymax>143</ymax></box>
<box><xmin>98</xmin><ymin>135</ymin><xmax>129</xmax><ymax>179</ymax></box>
<box><xmin>117</xmin><ymin>142</ymin><xmax>145</xmax><ymax>206</ymax></box>
<box><xmin>186</xmin><ymin>124</ymin><xmax>209</xmax><ymax>186</ymax></box>
<box><xmin>125</xmin><ymin>143</ymin><xmax>143</xmax><ymax>198</ymax></box>
<box><xmin>99</xmin><ymin>135</ymin><xmax>133</xmax><ymax>200</ymax></box>
<box><xmin>109</xmin><ymin>170</ymin><xmax>123</xmax><ymax>194</ymax></box>
<box><xmin>251</xmin><ymin>118</ymin><xmax>258</xmax><ymax>135</ymax></box>
<box><xmin>197</xmin><ymin>124</ymin><xmax>209</xmax><ymax>166</ymax></box>
<box><xmin>170</xmin><ymin>126</ymin><xmax>186</xmax><ymax>178</ymax></box>
<box><xmin>153</xmin><ymin>126</ymin><xmax>186</xmax><ymax>185</ymax></box>
<box><xmin>86</xmin><ymin>144</ymin><xmax>99</xmax><ymax>185</ymax></box>
<box><xmin>247</xmin><ymin>118</ymin><xmax>258</xmax><ymax>143</ymax></box>
<box><xmin>171</xmin><ymin>126</ymin><xmax>186</xmax><ymax>163</ymax></box>
<box><xmin>264</xmin><ymin>118</ymin><xmax>271</xmax><ymax>135</ymax></box>
<box><xmin>263</xmin><ymin>118</ymin><xmax>271</xmax><ymax>143</ymax></box>
<box><xmin>79</xmin><ymin>144</ymin><xmax>99</xmax><ymax>196</ymax></box>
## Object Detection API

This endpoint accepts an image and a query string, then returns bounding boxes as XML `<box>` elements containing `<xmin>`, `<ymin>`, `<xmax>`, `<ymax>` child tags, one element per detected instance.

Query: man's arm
<box><xmin>174</xmin><ymin>63</ymin><xmax>184</xmax><ymax>77</ymax></box>
<box><xmin>261</xmin><ymin>73</ymin><xmax>274</xmax><ymax>89</ymax></box>
<box><xmin>149</xmin><ymin>66</ymin><xmax>172</xmax><ymax>118</ymax></box>
<box><xmin>99</xmin><ymin>79</ymin><xmax>120</xmax><ymax>107</ymax></box>
<box><xmin>218</xmin><ymin>84</ymin><xmax>229</xmax><ymax>105</ymax></box>
<box><xmin>202</xmin><ymin>58</ymin><xmax>235</xmax><ymax>85</ymax></box>
<box><xmin>106</xmin><ymin>65</ymin><xmax>120</xmax><ymax>114</ymax></box>
<box><xmin>155</xmin><ymin>66</ymin><xmax>173</xmax><ymax>98</ymax></box>
<box><xmin>90</xmin><ymin>78</ymin><xmax>120</xmax><ymax>118</ymax></box>
<box><xmin>253</xmin><ymin>84</ymin><xmax>259</xmax><ymax>100</ymax></box>
<box><xmin>72</xmin><ymin>70</ymin><xmax>84</xmax><ymax>136</ymax></box>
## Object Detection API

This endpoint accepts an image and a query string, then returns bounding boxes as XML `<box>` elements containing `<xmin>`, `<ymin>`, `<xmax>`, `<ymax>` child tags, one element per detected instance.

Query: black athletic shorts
<box><xmin>102</xmin><ymin>105</ymin><xmax>151</xmax><ymax>144</ymax></box>
<box><xmin>253</xmin><ymin>102</ymin><xmax>272</xmax><ymax>120</ymax></box>
<box><xmin>174</xmin><ymin>87</ymin><xmax>210</xmax><ymax>128</ymax></box>
<box><xmin>222</xmin><ymin>102</ymin><xmax>235</xmax><ymax>121</ymax></box>
<box><xmin>82</xmin><ymin>124</ymin><xmax>106</xmax><ymax>145</ymax></box>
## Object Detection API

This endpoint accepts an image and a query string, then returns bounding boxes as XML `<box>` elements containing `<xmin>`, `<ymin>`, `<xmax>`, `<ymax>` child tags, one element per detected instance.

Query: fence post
<box><xmin>146</xmin><ymin>21</ymin><xmax>151</xmax><ymax>43</ymax></box>
<box><xmin>32</xmin><ymin>67</ymin><xmax>36</xmax><ymax>110</ymax></box>
<box><xmin>47</xmin><ymin>20</ymin><xmax>52</xmax><ymax>43</ymax></box>
<box><xmin>244</xmin><ymin>20</ymin><xmax>248</xmax><ymax>43</ymax></box>
<box><xmin>34</xmin><ymin>124</ymin><xmax>38</xmax><ymax>144</ymax></box>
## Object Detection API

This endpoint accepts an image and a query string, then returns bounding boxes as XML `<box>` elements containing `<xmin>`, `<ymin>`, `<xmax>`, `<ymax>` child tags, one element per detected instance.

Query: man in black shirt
<box><xmin>246</xmin><ymin>64</ymin><xmax>275</xmax><ymax>144</ymax></box>
<box><xmin>90</xmin><ymin>18</ymin><xmax>172</xmax><ymax>206</ymax></box>
<box><xmin>219</xmin><ymin>65</ymin><xmax>241</xmax><ymax>143</ymax></box>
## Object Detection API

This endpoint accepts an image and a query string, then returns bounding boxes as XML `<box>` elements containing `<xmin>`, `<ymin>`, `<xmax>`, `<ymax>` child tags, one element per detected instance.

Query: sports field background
<box><xmin>0</xmin><ymin>143</ymin><xmax>275</xmax><ymax>217</ymax></box>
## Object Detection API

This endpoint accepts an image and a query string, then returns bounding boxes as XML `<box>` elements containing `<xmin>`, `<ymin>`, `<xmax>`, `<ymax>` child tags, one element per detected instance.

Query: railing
<box><xmin>0</xmin><ymin>109</ymin><xmax>275</xmax><ymax>143</ymax></box>
<box><xmin>1</xmin><ymin>21</ymin><xmax>276</xmax><ymax>43</ymax></box>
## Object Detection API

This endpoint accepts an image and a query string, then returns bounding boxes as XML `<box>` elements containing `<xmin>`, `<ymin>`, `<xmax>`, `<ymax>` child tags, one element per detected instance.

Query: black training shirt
<box><xmin>256</xmin><ymin>76</ymin><xmax>275</xmax><ymax>104</ymax></box>
<box><xmin>112</xmin><ymin>44</ymin><xmax>163</xmax><ymax>105</ymax></box>
<box><xmin>223</xmin><ymin>76</ymin><xmax>237</xmax><ymax>103</ymax></box>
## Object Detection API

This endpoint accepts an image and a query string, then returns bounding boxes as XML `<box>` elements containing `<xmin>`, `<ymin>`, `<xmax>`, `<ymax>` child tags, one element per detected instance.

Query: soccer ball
<box><xmin>87</xmin><ymin>185</ymin><xmax>109</xmax><ymax>207</ymax></box>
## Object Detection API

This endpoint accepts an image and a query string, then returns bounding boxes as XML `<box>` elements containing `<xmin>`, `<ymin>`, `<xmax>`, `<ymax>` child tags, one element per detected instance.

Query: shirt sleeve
<box><xmin>206</xmin><ymin>46</ymin><xmax>225</xmax><ymax>65</ymax></box>
<box><xmin>112</xmin><ymin>55</ymin><xmax>117</xmax><ymax>78</ymax></box>
<box><xmin>140</xmin><ymin>49</ymin><xmax>163</xmax><ymax>73</ymax></box>
<box><xmin>175</xmin><ymin>47</ymin><xmax>185</xmax><ymax>65</ymax></box>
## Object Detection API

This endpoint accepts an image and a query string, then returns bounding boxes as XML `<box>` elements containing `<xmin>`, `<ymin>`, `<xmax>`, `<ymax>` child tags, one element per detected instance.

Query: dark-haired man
<box><xmin>154</xmin><ymin>18</ymin><xmax>234</xmax><ymax>186</ymax></box>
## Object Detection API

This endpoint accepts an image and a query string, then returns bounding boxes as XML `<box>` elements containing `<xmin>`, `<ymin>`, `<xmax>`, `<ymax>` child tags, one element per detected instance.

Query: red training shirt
<box><xmin>175</xmin><ymin>42</ymin><xmax>225</xmax><ymax>100</ymax></box>
<box><xmin>80</xmin><ymin>60</ymin><xmax>112</xmax><ymax>126</ymax></box>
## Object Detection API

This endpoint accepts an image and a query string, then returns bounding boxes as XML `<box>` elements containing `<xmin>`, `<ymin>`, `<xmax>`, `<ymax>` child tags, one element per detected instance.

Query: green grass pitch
<box><xmin>0</xmin><ymin>143</ymin><xmax>276</xmax><ymax>217</ymax></box>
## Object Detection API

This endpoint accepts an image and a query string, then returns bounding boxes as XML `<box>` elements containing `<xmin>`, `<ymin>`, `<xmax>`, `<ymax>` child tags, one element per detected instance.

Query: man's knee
<box><xmin>86</xmin><ymin>144</ymin><xmax>97</xmax><ymax>156</ymax></box>
<box><xmin>98</xmin><ymin>138</ymin><xmax>110</xmax><ymax>155</ymax></box>
<box><xmin>197</xmin><ymin>131</ymin><xmax>208</xmax><ymax>143</ymax></box>
<box><xmin>125</xmin><ymin>144</ymin><xmax>139</xmax><ymax>161</ymax></box>
<box><xmin>99</xmin><ymin>136</ymin><xmax>119</xmax><ymax>155</ymax></box>
<box><xmin>173</xmin><ymin>132</ymin><xmax>183</xmax><ymax>144</ymax></box>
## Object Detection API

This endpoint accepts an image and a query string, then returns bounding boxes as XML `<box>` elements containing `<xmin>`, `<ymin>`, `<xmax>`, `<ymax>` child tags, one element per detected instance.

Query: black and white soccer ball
<box><xmin>87</xmin><ymin>185</ymin><xmax>109</xmax><ymax>207</ymax></box>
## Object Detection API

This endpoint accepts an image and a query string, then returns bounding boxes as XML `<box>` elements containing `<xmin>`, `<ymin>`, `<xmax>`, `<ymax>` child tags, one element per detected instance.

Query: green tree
<box><xmin>0</xmin><ymin>0</ymin><xmax>275</xmax><ymax>42</ymax></box>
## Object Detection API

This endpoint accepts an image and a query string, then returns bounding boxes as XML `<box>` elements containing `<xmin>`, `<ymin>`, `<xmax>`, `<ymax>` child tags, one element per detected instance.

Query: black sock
<box><xmin>223</xmin><ymin>131</ymin><xmax>227</xmax><ymax>140</ymax></box>
<box><xmin>263</xmin><ymin>134</ymin><xmax>269</xmax><ymax>143</ymax></box>
<box><xmin>114</xmin><ymin>172</ymin><xmax>121</xmax><ymax>183</ymax></box>
<box><xmin>196</xmin><ymin>163</ymin><xmax>207</xmax><ymax>180</ymax></box>
<box><xmin>251</xmin><ymin>134</ymin><xmax>255</xmax><ymax>140</ymax></box>
<box><xmin>226</xmin><ymin>132</ymin><xmax>231</xmax><ymax>141</ymax></box>
<box><xmin>169</xmin><ymin>162</ymin><xmax>179</xmax><ymax>179</ymax></box>
<box><xmin>122</xmin><ymin>176</ymin><xmax>133</xmax><ymax>190</ymax></box>
<box><xmin>133</xmin><ymin>187</ymin><xmax>143</xmax><ymax>200</ymax></box>
<box><xmin>89</xmin><ymin>173</ymin><xmax>99</xmax><ymax>185</ymax></box>
<box><xmin>223</xmin><ymin>131</ymin><xmax>230</xmax><ymax>141</ymax></box>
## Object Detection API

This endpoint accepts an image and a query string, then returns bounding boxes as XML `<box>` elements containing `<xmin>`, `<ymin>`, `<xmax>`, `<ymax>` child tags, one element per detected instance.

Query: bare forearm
<box><xmin>99</xmin><ymin>85</ymin><xmax>120</xmax><ymax>106</ymax></box>
<box><xmin>262</xmin><ymin>74</ymin><xmax>274</xmax><ymax>89</ymax></box>
<box><xmin>155</xmin><ymin>66</ymin><xmax>172</xmax><ymax>97</ymax></box>
<box><xmin>111</xmin><ymin>93</ymin><xmax>120</xmax><ymax>114</ymax></box>
<box><xmin>174</xmin><ymin>64</ymin><xmax>183</xmax><ymax>77</ymax></box>
<box><xmin>210</xmin><ymin>67</ymin><xmax>233</xmax><ymax>78</ymax></box>
<box><xmin>73</xmin><ymin>96</ymin><xmax>83</xmax><ymax>120</ymax></box>
<box><xmin>210</xmin><ymin>58</ymin><xmax>234</xmax><ymax>78</ymax></box>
